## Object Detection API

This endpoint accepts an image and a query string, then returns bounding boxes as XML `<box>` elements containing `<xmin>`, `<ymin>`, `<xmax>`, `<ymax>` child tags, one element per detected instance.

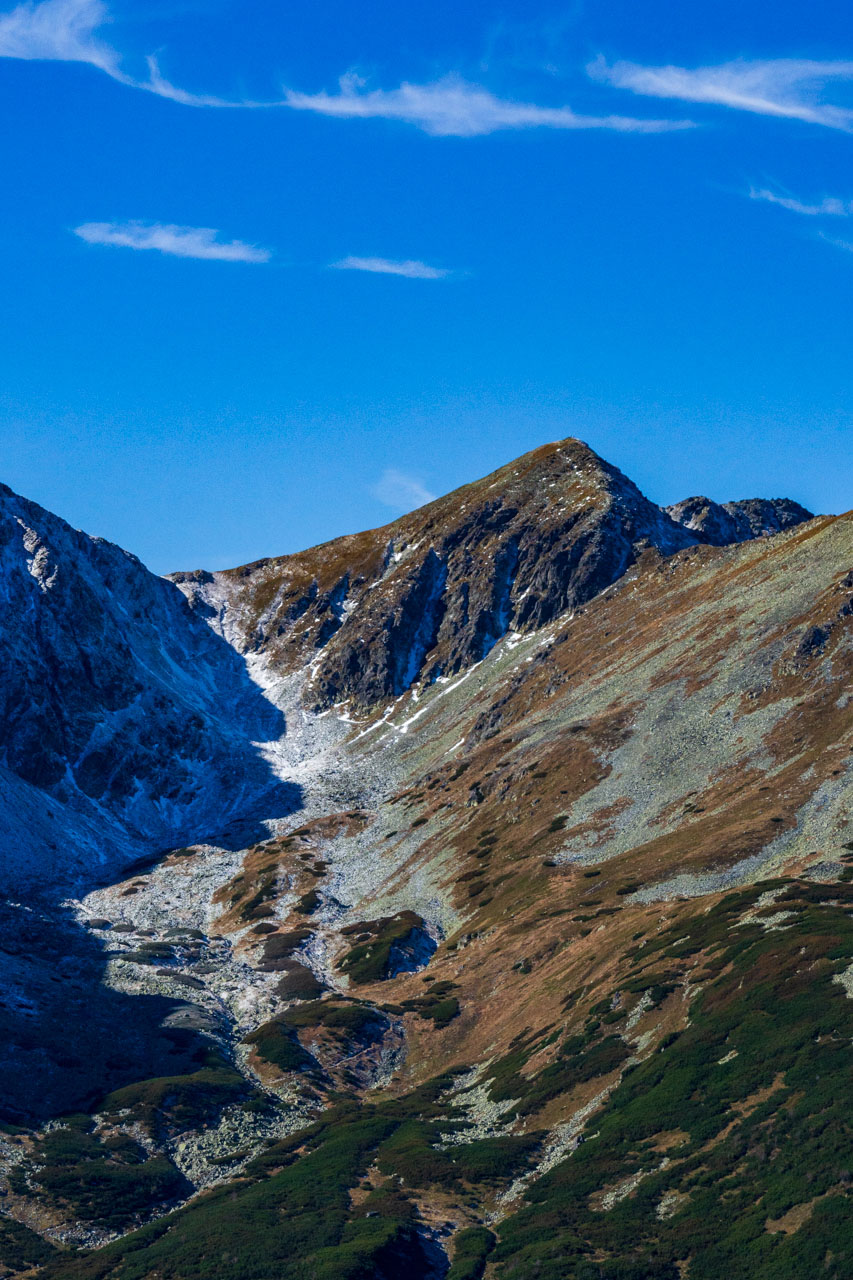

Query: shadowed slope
<box><xmin>0</xmin><ymin>483</ymin><xmax>299</xmax><ymax>890</ymax></box>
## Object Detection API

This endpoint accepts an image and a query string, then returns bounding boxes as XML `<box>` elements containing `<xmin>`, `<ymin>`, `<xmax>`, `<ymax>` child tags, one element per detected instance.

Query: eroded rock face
<box><xmin>0</xmin><ymin>484</ymin><xmax>296</xmax><ymax>887</ymax></box>
<box><xmin>173</xmin><ymin>439</ymin><xmax>702</xmax><ymax>711</ymax></box>
<box><xmin>666</xmin><ymin>495</ymin><xmax>813</xmax><ymax>546</ymax></box>
<box><xmin>0</xmin><ymin>445</ymin><xmax>815</xmax><ymax>885</ymax></box>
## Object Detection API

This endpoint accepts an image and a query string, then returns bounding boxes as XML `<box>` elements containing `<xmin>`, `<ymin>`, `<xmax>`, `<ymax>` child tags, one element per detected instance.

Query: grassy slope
<box><xmin>35</xmin><ymin>869</ymin><xmax>853</xmax><ymax>1280</ymax></box>
<box><xmin>5</xmin><ymin>514</ymin><xmax>852</xmax><ymax>1279</ymax></box>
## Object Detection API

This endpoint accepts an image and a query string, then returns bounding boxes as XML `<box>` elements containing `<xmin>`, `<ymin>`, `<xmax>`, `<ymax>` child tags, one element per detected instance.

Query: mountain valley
<box><xmin>0</xmin><ymin>439</ymin><xmax>851</xmax><ymax>1280</ymax></box>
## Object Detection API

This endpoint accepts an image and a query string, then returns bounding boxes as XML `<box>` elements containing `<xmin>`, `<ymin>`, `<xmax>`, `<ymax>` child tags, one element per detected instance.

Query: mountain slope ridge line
<box><xmin>171</xmin><ymin>437</ymin><xmax>815</xmax><ymax>717</ymax></box>
<box><xmin>2</xmin><ymin>441</ymin><xmax>849</xmax><ymax>1280</ymax></box>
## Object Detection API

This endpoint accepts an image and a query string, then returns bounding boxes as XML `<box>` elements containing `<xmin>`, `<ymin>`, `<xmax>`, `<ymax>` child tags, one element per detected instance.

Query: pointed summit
<box><xmin>173</xmin><ymin>438</ymin><xmax>699</xmax><ymax>709</ymax></box>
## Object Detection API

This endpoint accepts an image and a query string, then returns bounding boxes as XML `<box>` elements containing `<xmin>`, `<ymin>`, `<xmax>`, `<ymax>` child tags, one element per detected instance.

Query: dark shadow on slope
<box><xmin>0</xmin><ymin>732</ymin><xmax>304</xmax><ymax>1124</ymax></box>
<box><xmin>0</xmin><ymin>481</ymin><xmax>307</xmax><ymax>883</ymax></box>
<box><xmin>0</xmin><ymin>902</ymin><xmax>249</xmax><ymax>1128</ymax></box>
<box><xmin>0</xmin><ymin>606</ymin><xmax>303</xmax><ymax>1121</ymax></box>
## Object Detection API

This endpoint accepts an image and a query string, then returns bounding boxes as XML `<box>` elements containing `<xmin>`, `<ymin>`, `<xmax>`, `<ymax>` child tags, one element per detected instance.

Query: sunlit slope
<box><xmin>30</xmin><ymin>509</ymin><xmax>851</xmax><ymax>1280</ymax></box>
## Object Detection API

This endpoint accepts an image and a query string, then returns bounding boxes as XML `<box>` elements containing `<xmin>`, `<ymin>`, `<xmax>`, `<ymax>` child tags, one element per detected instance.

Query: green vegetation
<box><xmin>282</xmin><ymin>999</ymin><xmax>385</xmax><ymax>1037</ymax></box>
<box><xmin>266</xmin><ymin>927</ymin><xmax>312</xmax><ymax>953</ymax></box>
<box><xmin>377</xmin><ymin>1124</ymin><xmax>541</xmax><ymax>1190</ymax></box>
<box><xmin>24</xmin><ymin>872</ymin><xmax>853</xmax><ymax>1280</ymax></box>
<box><xmin>243</xmin><ymin>1020</ymin><xmax>315</xmax><ymax>1073</ymax></box>
<box><xmin>40</xmin><ymin>1076</ymin><xmax>533</xmax><ymax>1280</ymax></box>
<box><xmin>491</xmin><ymin>877</ymin><xmax>853</xmax><ymax>1279</ymax></box>
<box><xmin>335</xmin><ymin>911</ymin><xmax>428</xmax><ymax>984</ymax></box>
<box><xmin>0</xmin><ymin>1216</ymin><xmax>57</xmax><ymax>1273</ymax></box>
<box><xmin>394</xmin><ymin>980</ymin><xmax>461</xmax><ymax>1027</ymax></box>
<box><xmin>101</xmin><ymin>1046</ymin><xmax>247</xmax><ymax>1134</ymax></box>
<box><xmin>486</xmin><ymin>1026</ymin><xmax>629</xmax><ymax>1119</ymax></box>
<box><xmin>275</xmin><ymin>963</ymin><xmax>326</xmax><ymax>1001</ymax></box>
<box><xmin>42</xmin><ymin>1106</ymin><xmax>405</xmax><ymax>1280</ymax></box>
<box><xmin>13</xmin><ymin>1118</ymin><xmax>188</xmax><ymax>1230</ymax></box>
<box><xmin>245</xmin><ymin>999</ymin><xmax>389</xmax><ymax>1075</ymax></box>
<box><xmin>294</xmin><ymin>888</ymin><xmax>321</xmax><ymax>915</ymax></box>
<box><xmin>238</xmin><ymin>874</ymin><xmax>279</xmax><ymax>922</ymax></box>
<box><xmin>447</xmin><ymin>1227</ymin><xmax>496</xmax><ymax>1280</ymax></box>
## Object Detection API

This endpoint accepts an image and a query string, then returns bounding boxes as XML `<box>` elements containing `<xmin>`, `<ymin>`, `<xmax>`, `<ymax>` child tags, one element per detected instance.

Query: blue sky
<box><xmin>0</xmin><ymin>0</ymin><xmax>851</xmax><ymax>572</ymax></box>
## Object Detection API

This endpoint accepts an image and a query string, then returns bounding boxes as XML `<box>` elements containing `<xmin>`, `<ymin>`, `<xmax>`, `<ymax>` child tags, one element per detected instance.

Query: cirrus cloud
<box><xmin>589</xmin><ymin>55</ymin><xmax>853</xmax><ymax>131</ymax></box>
<box><xmin>0</xmin><ymin>0</ymin><xmax>117</xmax><ymax>69</ymax></box>
<box><xmin>331</xmin><ymin>256</ymin><xmax>452</xmax><ymax>279</ymax></box>
<box><xmin>819</xmin><ymin>233</ymin><xmax>853</xmax><ymax>255</ymax></box>
<box><xmin>749</xmin><ymin>187</ymin><xmax>853</xmax><ymax>217</ymax></box>
<box><xmin>0</xmin><ymin>0</ymin><xmax>694</xmax><ymax>132</ymax></box>
<box><xmin>73</xmin><ymin>221</ymin><xmax>271</xmax><ymax>263</ymax></box>
<box><xmin>0</xmin><ymin>0</ymin><xmax>234</xmax><ymax>103</ymax></box>
<box><xmin>283</xmin><ymin>72</ymin><xmax>691</xmax><ymax>137</ymax></box>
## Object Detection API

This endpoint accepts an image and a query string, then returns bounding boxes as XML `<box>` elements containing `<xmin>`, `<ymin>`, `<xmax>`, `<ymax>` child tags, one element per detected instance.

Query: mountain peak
<box><xmin>666</xmin><ymin>494</ymin><xmax>813</xmax><ymax>545</ymax></box>
<box><xmin>173</xmin><ymin>438</ymin><xmax>699</xmax><ymax>710</ymax></box>
<box><xmin>173</xmin><ymin>442</ymin><xmax>818</xmax><ymax>713</ymax></box>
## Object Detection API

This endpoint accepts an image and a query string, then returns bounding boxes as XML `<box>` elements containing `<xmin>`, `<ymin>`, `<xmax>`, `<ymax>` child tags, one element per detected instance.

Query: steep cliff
<box><xmin>0</xmin><ymin>483</ymin><xmax>295</xmax><ymax>888</ymax></box>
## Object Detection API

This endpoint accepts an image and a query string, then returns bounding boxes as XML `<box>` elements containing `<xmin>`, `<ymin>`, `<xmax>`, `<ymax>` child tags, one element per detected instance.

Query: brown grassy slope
<box><xmin>328</xmin><ymin>512</ymin><xmax>852</xmax><ymax>1107</ymax></box>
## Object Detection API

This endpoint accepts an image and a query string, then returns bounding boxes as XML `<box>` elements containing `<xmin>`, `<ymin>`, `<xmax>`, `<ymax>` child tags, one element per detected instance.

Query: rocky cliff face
<box><xmin>173</xmin><ymin>441</ymin><xmax>816</xmax><ymax>715</ymax></box>
<box><xmin>0</xmin><ymin>484</ymin><xmax>295</xmax><ymax>888</ymax></box>
<box><xmin>172</xmin><ymin>440</ymin><xmax>703</xmax><ymax>711</ymax></box>
<box><xmin>666</xmin><ymin>494</ymin><xmax>813</xmax><ymax>545</ymax></box>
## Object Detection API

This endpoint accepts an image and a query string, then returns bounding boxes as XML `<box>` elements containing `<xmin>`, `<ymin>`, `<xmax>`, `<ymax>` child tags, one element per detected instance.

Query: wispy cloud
<box><xmin>819</xmin><ymin>233</ymin><xmax>853</xmax><ymax>254</ymax></box>
<box><xmin>0</xmin><ymin>0</ymin><xmax>234</xmax><ymax>102</ymax></box>
<box><xmin>589</xmin><ymin>56</ymin><xmax>853</xmax><ymax>131</ymax></box>
<box><xmin>749</xmin><ymin>187</ymin><xmax>853</xmax><ymax>217</ymax></box>
<box><xmin>0</xmin><ymin>1</ymin><xmax>696</xmax><ymax>134</ymax></box>
<box><xmin>371</xmin><ymin>469</ymin><xmax>437</xmax><ymax>511</ymax></box>
<box><xmin>0</xmin><ymin>0</ymin><xmax>118</xmax><ymax>70</ymax></box>
<box><xmin>73</xmin><ymin>221</ymin><xmax>271</xmax><ymax>262</ymax></box>
<box><xmin>331</xmin><ymin>256</ymin><xmax>452</xmax><ymax>279</ymax></box>
<box><xmin>283</xmin><ymin>73</ymin><xmax>692</xmax><ymax>137</ymax></box>
<box><xmin>140</xmin><ymin>54</ymin><xmax>234</xmax><ymax>107</ymax></box>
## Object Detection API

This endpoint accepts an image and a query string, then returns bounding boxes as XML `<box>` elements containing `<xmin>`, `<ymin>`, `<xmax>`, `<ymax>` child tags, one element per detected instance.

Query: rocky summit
<box><xmin>170</xmin><ymin>440</ymin><xmax>702</xmax><ymax>709</ymax></box>
<box><xmin>1</xmin><ymin>440</ymin><xmax>851</xmax><ymax>1280</ymax></box>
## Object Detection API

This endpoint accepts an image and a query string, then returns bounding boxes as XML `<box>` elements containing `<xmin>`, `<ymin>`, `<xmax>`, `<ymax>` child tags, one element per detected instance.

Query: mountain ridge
<box><xmin>0</xmin><ymin>441</ymin><xmax>848</xmax><ymax>1280</ymax></box>
<box><xmin>170</xmin><ymin>438</ymin><xmax>814</xmax><ymax>714</ymax></box>
<box><xmin>0</xmin><ymin>482</ymin><xmax>297</xmax><ymax>891</ymax></box>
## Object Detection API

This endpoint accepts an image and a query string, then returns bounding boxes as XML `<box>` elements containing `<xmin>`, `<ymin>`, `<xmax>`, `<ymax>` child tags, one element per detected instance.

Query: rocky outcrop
<box><xmin>173</xmin><ymin>439</ymin><xmax>702</xmax><ymax>711</ymax></box>
<box><xmin>0</xmin><ymin>444</ymin><xmax>814</xmax><ymax>885</ymax></box>
<box><xmin>666</xmin><ymin>495</ymin><xmax>813</xmax><ymax>546</ymax></box>
<box><xmin>0</xmin><ymin>484</ymin><xmax>296</xmax><ymax>887</ymax></box>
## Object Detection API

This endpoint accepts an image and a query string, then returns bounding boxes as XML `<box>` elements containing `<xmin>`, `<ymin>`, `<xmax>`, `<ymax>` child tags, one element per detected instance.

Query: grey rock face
<box><xmin>0</xmin><ymin>443</ymin><xmax>814</xmax><ymax>883</ymax></box>
<box><xmin>0</xmin><ymin>484</ymin><xmax>296</xmax><ymax>888</ymax></box>
<box><xmin>665</xmin><ymin>495</ymin><xmax>813</xmax><ymax>546</ymax></box>
<box><xmin>175</xmin><ymin>439</ymin><xmax>702</xmax><ymax>712</ymax></box>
